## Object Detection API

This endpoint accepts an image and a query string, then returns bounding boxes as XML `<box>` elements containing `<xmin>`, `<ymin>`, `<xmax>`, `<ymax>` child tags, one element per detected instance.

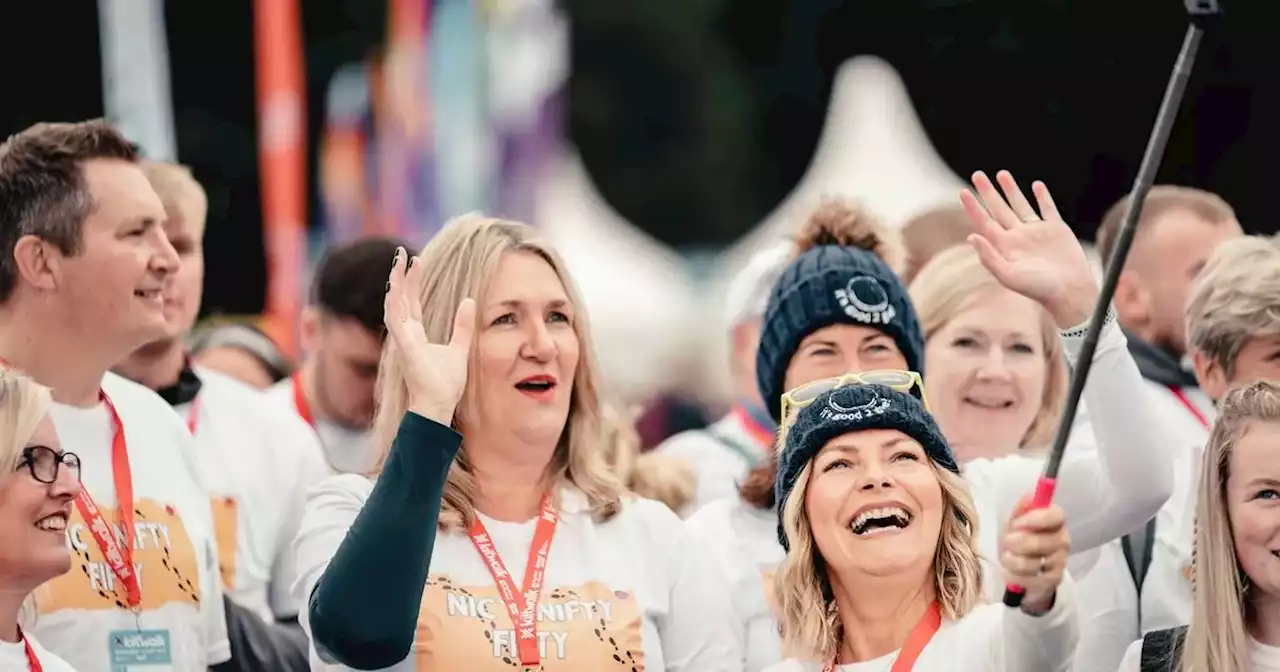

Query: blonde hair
<box><xmin>368</xmin><ymin>214</ymin><xmax>624</xmax><ymax>530</ymax></box>
<box><xmin>772</xmin><ymin>459</ymin><xmax>984</xmax><ymax>662</ymax></box>
<box><xmin>910</xmin><ymin>245</ymin><xmax>1068</xmax><ymax>449</ymax></box>
<box><xmin>599</xmin><ymin>403</ymin><xmax>696</xmax><ymax>513</ymax></box>
<box><xmin>1179</xmin><ymin>380</ymin><xmax>1280</xmax><ymax>672</ymax></box>
<box><xmin>0</xmin><ymin>368</ymin><xmax>55</xmax><ymax>628</ymax></box>
<box><xmin>1186</xmin><ymin>236</ymin><xmax>1280</xmax><ymax>379</ymax></box>
<box><xmin>141</xmin><ymin>161</ymin><xmax>208</xmax><ymax>238</ymax></box>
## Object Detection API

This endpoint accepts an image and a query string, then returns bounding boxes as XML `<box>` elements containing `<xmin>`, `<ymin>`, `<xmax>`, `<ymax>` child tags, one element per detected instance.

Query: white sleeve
<box><xmin>1115</xmin><ymin>640</ymin><xmax>1143</xmax><ymax>672</ymax></box>
<box><xmin>1052</xmin><ymin>317</ymin><xmax>1175</xmax><ymax>552</ymax></box>
<box><xmin>652</xmin><ymin>505</ymin><xmax>745</xmax><ymax>671</ymax></box>
<box><xmin>268</xmin><ymin>413</ymin><xmax>332</xmax><ymax>620</ymax></box>
<box><xmin>291</xmin><ymin>474</ymin><xmax>371</xmax><ymax>640</ymax></box>
<box><xmin>1070</xmin><ymin>546</ymin><xmax>1140</xmax><ymax>672</ymax></box>
<box><xmin>167</xmin><ymin>414</ymin><xmax>232</xmax><ymax>664</ymax></box>
<box><xmin>994</xmin><ymin>573</ymin><xmax>1079</xmax><ymax>672</ymax></box>
<box><xmin>656</xmin><ymin>432</ymin><xmax>747</xmax><ymax>516</ymax></box>
<box><xmin>682</xmin><ymin>505</ymin><xmax>753</xmax><ymax>667</ymax></box>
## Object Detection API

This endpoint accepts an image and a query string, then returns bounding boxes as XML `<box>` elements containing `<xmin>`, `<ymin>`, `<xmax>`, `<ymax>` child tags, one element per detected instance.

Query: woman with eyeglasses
<box><xmin>767</xmin><ymin>382</ymin><xmax>1077</xmax><ymax>670</ymax></box>
<box><xmin>687</xmin><ymin>172</ymin><xmax>1173</xmax><ymax>672</ymax></box>
<box><xmin>0</xmin><ymin>369</ymin><xmax>81</xmax><ymax>671</ymax></box>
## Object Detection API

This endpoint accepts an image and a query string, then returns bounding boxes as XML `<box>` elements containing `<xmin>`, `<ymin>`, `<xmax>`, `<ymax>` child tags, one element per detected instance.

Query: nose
<box><xmin>49</xmin><ymin>463</ymin><xmax>81</xmax><ymax>499</ymax></box>
<box><xmin>975</xmin><ymin>347</ymin><xmax>1013</xmax><ymax>381</ymax></box>
<box><xmin>520</xmin><ymin>322</ymin><xmax>557</xmax><ymax>363</ymax></box>
<box><xmin>150</xmin><ymin>228</ymin><xmax>181</xmax><ymax>277</ymax></box>
<box><xmin>856</xmin><ymin>459</ymin><xmax>893</xmax><ymax>491</ymax></box>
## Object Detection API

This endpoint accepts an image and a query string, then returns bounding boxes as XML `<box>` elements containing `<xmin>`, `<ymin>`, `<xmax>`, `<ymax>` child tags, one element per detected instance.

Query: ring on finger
<box><xmin>1020</xmin><ymin>215</ymin><xmax>1041</xmax><ymax>224</ymax></box>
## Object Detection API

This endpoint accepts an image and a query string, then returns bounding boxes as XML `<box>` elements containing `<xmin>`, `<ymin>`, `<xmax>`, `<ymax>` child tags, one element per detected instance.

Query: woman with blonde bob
<box><xmin>0</xmin><ymin>369</ymin><xmax>81</xmax><ymax>671</ymax></box>
<box><xmin>911</xmin><ymin>242</ymin><xmax>1161</xmax><ymax>671</ymax></box>
<box><xmin>293</xmin><ymin>215</ymin><xmax>740</xmax><ymax>671</ymax></box>
<box><xmin>1119</xmin><ymin>380</ymin><xmax>1280</xmax><ymax>672</ymax></box>
<box><xmin>765</xmin><ymin>382</ymin><xmax>1077</xmax><ymax>671</ymax></box>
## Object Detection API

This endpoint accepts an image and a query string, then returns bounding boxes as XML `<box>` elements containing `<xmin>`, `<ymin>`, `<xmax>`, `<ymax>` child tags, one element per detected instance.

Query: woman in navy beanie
<box><xmin>687</xmin><ymin>198</ymin><xmax>925</xmax><ymax>671</ymax></box>
<box><xmin>765</xmin><ymin>383</ymin><xmax>1077</xmax><ymax>670</ymax></box>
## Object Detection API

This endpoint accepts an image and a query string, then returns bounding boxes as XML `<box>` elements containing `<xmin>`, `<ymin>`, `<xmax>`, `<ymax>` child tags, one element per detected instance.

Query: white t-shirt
<box><xmin>1133</xmin><ymin>381</ymin><xmax>1215</xmax><ymax>634</ymax></box>
<box><xmin>0</xmin><ymin>634</ymin><xmax>77</xmax><ymax>672</ymax></box>
<box><xmin>293</xmin><ymin>477</ymin><xmax>743</xmax><ymax>671</ymax></box>
<box><xmin>35</xmin><ymin>372</ymin><xmax>230</xmax><ymax>672</ymax></box>
<box><xmin>654</xmin><ymin>410</ymin><xmax>771</xmax><ymax>516</ymax></box>
<box><xmin>264</xmin><ymin>378</ymin><xmax>375</xmax><ymax>474</ymax></box>
<box><xmin>177</xmin><ymin>367</ymin><xmax>330</xmax><ymax>621</ymax></box>
<box><xmin>762</xmin><ymin>583</ymin><xmax>1078</xmax><ymax>672</ymax></box>
<box><xmin>682</xmin><ymin>498</ymin><xmax>783</xmax><ymax>672</ymax></box>
<box><xmin>1116</xmin><ymin>633</ymin><xmax>1280</xmax><ymax>671</ymax></box>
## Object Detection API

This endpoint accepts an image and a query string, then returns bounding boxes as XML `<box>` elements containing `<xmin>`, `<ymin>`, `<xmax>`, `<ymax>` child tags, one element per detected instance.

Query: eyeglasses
<box><xmin>779</xmin><ymin>369</ymin><xmax>928</xmax><ymax>426</ymax></box>
<box><xmin>17</xmin><ymin>445</ymin><xmax>81</xmax><ymax>485</ymax></box>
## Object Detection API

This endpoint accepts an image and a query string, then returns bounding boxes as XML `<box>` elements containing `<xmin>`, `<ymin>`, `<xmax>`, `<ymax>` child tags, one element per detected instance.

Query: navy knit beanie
<box><xmin>774</xmin><ymin>384</ymin><xmax>958</xmax><ymax>551</ymax></box>
<box><xmin>756</xmin><ymin>241</ymin><xmax>923</xmax><ymax>423</ymax></box>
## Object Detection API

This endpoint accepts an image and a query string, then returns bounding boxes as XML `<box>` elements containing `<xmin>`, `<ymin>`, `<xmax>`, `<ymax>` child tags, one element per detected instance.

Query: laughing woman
<box><xmin>765</xmin><ymin>383</ymin><xmax>1077</xmax><ymax>671</ymax></box>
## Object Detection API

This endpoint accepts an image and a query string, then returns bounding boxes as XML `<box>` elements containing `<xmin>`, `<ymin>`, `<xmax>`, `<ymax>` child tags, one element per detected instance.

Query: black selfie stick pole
<box><xmin>1003</xmin><ymin>0</ymin><xmax>1223</xmax><ymax>608</ymax></box>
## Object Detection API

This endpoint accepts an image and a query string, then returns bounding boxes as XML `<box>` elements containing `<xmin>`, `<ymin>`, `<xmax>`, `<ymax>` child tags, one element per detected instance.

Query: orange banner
<box><xmin>253</xmin><ymin>0</ymin><xmax>307</xmax><ymax>358</ymax></box>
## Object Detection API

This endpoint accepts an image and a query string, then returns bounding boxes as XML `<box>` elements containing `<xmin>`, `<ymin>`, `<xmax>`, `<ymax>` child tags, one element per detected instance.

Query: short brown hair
<box><xmin>901</xmin><ymin>205</ymin><xmax>972</xmax><ymax>283</ymax></box>
<box><xmin>0</xmin><ymin>120</ymin><xmax>139</xmax><ymax>303</ymax></box>
<box><xmin>1095</xmin><ymin>186</ymin><xmax>1235</xmax><ymax>267</ymax></box>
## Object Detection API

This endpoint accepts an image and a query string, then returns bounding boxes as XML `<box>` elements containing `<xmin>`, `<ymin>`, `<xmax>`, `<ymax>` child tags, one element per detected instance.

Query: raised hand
<box><xmin>383</xmin><ymin>246</ymin><xmax>476</xmax><ymax>425</ymax></box>
<box><xmin>959</xmin><ymin>170</ymin><xmax>1100</xmax><ymax>328</ymax></box>
<box><xmin>999</xmin><ymin>495</ymin><xmax>1070</xmax><ymax>615</ymax></box>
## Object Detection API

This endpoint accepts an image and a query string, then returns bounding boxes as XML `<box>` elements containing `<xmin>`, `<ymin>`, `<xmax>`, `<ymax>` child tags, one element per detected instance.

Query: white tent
<box><xmin>534</xmin><ymin>149</ymin><xmax>701</xmax><ymax>404</ymax></box>
<box><xmin>725</xmin><ymin>55</ymin><xmax>967</xmax><ymax>268</ymax></box>
<box><xmin>695</xmin><ymin>56</ymin><xmax>970</xmax><ymax>402</ymax></box>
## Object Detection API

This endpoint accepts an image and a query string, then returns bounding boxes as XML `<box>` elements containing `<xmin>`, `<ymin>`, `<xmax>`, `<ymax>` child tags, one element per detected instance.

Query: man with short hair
<box><xmin>112</xmin><ymin>162</ymin><xmax>327</xmax><ymax>633</ymax></box>
<box><xmin>654</xmin><ymin>243</ymin><xmax>790</xmax><ymax>514</ymax></box>
<box><xmin>1142</xmin><ymin>235</ymin><xmax>1280</xmax><ymax>634</ymax></box>
<box><xmin>265</xmin><ymin>236</ymin><xmax>408</xmax><ymax>472</ymax></box>
<box><xmin>1094</xmin><ymin>186</ymin><xmax>1242</xmax><ymax>604</ymax></box>
<box><xmin>0</xmin><ymin>120</ymin><xmax>230</xmax><ymax>670</ymax></box>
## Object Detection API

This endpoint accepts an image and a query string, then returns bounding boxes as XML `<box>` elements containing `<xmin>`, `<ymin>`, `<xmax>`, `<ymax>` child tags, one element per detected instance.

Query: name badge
<box><xmin>109</xmin><ymin>629</ymin><xmax>173</xmax><ymax>670</ymax></box>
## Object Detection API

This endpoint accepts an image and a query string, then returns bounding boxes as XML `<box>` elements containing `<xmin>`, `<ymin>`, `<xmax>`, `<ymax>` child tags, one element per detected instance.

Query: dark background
<box><xmin>1</xmin><ymin>1</ymin><xmax>1273</xmax><ymax>317</ymax></box>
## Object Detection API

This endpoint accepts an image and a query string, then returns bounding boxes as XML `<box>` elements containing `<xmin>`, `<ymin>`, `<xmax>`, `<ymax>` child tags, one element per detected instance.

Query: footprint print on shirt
<box><xmin>416</xmin><ymin>576</ymin><xmax>645</xmax><ymax>671</ymax></box>
<box><xmin>35</xmin><ymin>499</ymin><xmax>203</xmax><ymax>612</ymax></box>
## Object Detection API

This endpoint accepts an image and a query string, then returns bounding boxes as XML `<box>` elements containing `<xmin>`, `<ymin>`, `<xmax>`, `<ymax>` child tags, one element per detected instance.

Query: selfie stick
<box><xmin>1003</xmin><ymin>0</ymin><xmax>1223</xmax><ymax>608</ymax></box>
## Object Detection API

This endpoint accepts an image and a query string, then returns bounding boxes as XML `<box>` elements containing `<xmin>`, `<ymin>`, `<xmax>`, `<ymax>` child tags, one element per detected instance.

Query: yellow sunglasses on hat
<box><xmin>779</xmin><ymin>369</ymin><xmax>929</xmax><ymax>428</ymax></box>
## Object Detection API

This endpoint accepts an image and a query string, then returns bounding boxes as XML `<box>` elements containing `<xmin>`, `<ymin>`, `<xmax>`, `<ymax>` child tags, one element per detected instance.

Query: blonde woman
<box><xmin>293</xmin><ymin>215</ymin><xmax>740</xmax><ymax>671</ymax></box>
<box><xmin>601</xmin><ymin>403</ymin><xmax>697</xmax><ymax>514</ymax></box>
<box><xmin>766</xmin><ymin>383</ymin><xmax>1077</xmax><ymax>671</ymax></box>
<box><xmin>911</xmin><ymin>242</ymin><xmax>1167</xmax><ymax>670</ymax></box>
<box><xmin>1117</xmin><ymin>380</ymin><xmax>1280</xmax><ymax>671</ymax></box>
<box><xmin>0</xmin><ymin>370</ymin><xmax>80</xmax><ymax>671</ymax></box>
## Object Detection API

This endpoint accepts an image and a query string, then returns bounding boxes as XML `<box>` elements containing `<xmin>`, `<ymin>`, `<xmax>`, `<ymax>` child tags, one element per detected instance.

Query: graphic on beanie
<box><xmin>834</xmin><ymin>275</ymin><xmax>897</xmax><ymax>325</ymax></box>
<box><xmin>821</xmin><ymin>388</ymin><xmax>892</xmax><ymax>423</ymax></box>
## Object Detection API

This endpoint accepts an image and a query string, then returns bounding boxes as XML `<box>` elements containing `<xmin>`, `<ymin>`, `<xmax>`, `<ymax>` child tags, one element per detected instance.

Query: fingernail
<box><xmin>408</xmin><ymin>257</ymin><xmax>416</xmax><ymax>268</ymax></box>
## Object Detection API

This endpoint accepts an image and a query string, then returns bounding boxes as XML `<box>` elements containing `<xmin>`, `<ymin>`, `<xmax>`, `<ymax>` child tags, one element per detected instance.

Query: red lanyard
<box><xmin>822</xmin><ymin>600</ymin><xmax>942</xmax><ymax>672</ymax></box>
<box><xmin>468</xmin><ymin>493</ymin><xmax>559</xmax><ymax>669</ymax></box>
<box><xmin>291</xmin><ymin>372</ymin><xmax>314</xmax><ymax>427</ymax></box>
<box><xmin>1168</xmin><ymin>386</ymin><xmax>1210</xmax><ymax>428</ymax></box>
<box><xmin>21</xmin><ymin>629</ymin><xmax>42</xmax><ymax>672</ymax></box>
<box><xmin>72</xmin><ymin>392</ymin><xmax>142</xmax><ymax>611</ymax></box>
<box><xmin>731</xmin><ymin>403</ymin><xmax>776</xmax><ymax>448</ymax></box>
<box><xmin>186</xmin><ymin>395</ymin><xmax>201</xmax><ymax>434</ymax></box>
